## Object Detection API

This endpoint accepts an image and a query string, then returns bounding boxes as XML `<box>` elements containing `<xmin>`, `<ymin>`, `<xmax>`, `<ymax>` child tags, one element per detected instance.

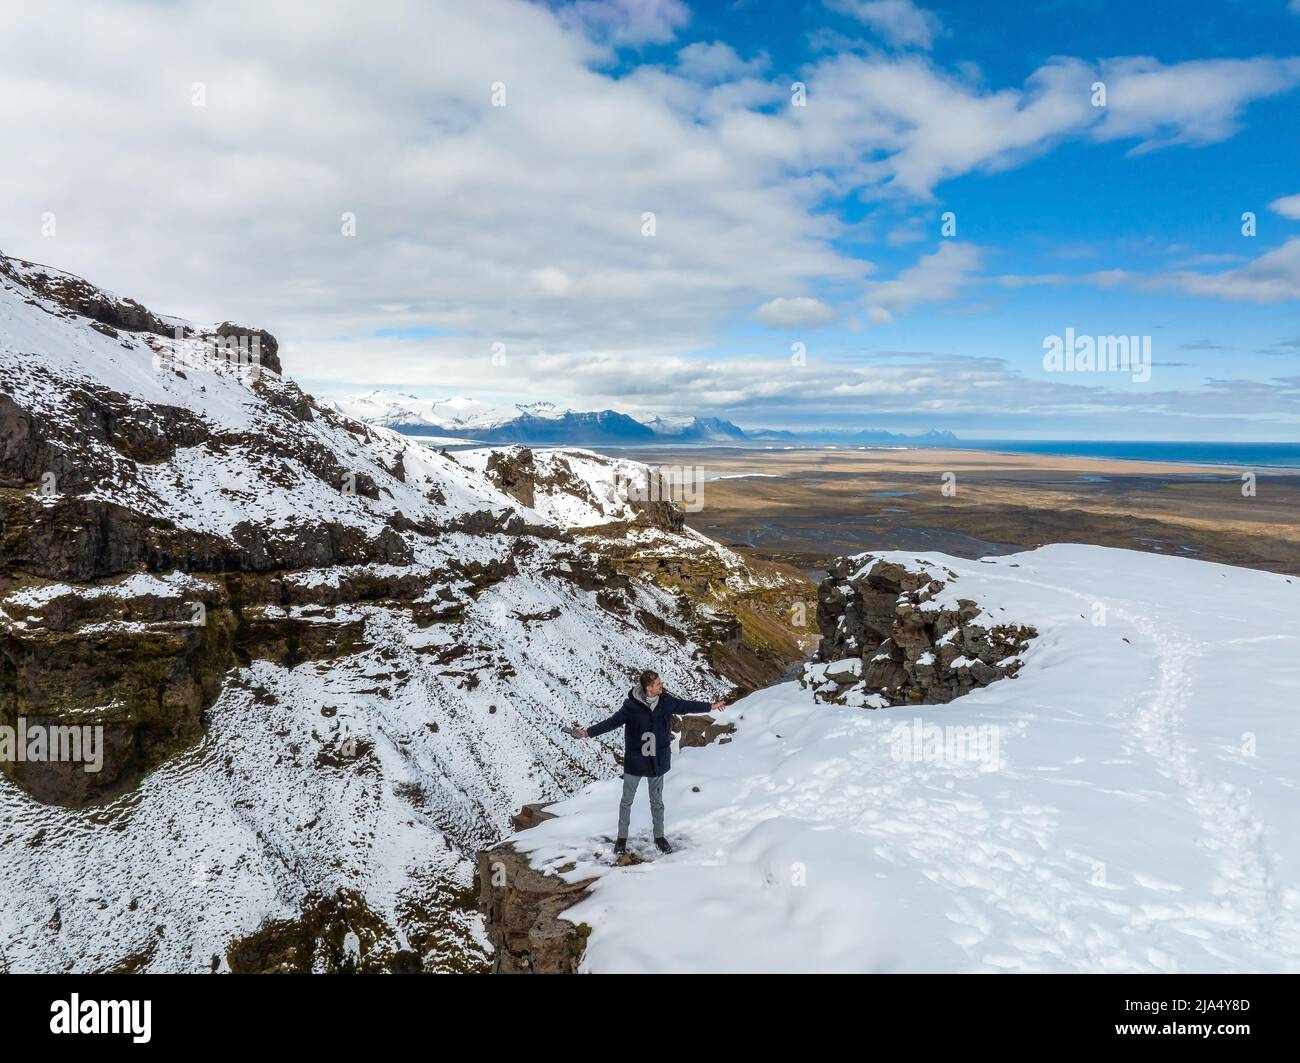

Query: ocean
<box><xmin>951</xmin><ymin>440</ymin><xmax>1300</xmax><ymax>469</ymax></box>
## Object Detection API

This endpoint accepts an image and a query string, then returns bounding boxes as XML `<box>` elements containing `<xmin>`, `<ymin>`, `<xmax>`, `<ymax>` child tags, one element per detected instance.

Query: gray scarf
<box><xmin>631</xmin><ymin>685</ymin><xmax>660</xmax><ymax>712</ymax></box>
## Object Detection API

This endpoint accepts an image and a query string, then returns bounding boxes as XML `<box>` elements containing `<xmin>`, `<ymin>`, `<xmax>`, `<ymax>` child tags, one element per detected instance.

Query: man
<box><xmin>575</xmin><ymin>669</ymin><xmax>725</xmax><ymax>855</ymax></box>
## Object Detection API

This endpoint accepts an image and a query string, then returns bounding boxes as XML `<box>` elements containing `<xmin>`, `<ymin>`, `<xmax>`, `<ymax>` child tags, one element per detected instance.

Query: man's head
<box><xmin>639</xmin><ymin>669</ymin><xmax>664</xmax><ymax>697</ymax></box>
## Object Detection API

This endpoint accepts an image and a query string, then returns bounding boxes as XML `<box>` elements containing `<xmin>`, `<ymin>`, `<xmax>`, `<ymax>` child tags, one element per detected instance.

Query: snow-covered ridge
<box><xmin>0</xmin><ymin>252</ymin><xmax>681</xmax><ymax>545</ymax></box>
<box><xmin>498</xmin><ymin>545</ymin><xmax>1300</xmax><ymax>973</ymax></box>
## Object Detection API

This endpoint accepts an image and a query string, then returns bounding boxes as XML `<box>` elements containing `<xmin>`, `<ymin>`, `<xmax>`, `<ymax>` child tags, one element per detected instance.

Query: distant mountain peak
<box><xmin>326</xmin><ymin>390</ymin><xmax>959</xmax><ymax>446</ymax></box>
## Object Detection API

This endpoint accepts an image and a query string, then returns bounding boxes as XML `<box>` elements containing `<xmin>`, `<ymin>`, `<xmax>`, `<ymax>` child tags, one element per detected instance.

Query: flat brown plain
<box><xmin>603</xmin><ymin>446</ymin><xmax>1300</xmax><ymax>578</ymax></box>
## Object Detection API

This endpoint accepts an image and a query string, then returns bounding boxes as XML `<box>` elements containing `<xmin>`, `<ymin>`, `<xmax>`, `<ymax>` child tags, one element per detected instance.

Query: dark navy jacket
<box><xmin>586</xmin><ymin>687</ymin><xmax>715</xmax><ymax>777</ymax></box>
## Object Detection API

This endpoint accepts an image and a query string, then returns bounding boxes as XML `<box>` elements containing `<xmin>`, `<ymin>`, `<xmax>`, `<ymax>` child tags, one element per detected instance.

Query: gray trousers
<box><xmin>617</xmin><ymin>773</ymin><xmax>664</xmax><ymax>839</ymax></box>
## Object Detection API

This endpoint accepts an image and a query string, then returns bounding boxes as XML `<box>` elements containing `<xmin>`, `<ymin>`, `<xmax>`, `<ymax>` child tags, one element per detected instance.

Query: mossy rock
<box><xmin>0</xmin><ymin>608</ymin><xmax>237</xmax><ymax>805</ymax></box>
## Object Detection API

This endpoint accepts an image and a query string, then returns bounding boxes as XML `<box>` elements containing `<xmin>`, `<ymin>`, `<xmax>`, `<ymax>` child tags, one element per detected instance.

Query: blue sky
<box><xmin>3</xmin><ymin>0</ymin><xmax>1299</xmax><ymax>438</ymax></box>
<box><xmin>584</xmin><ymin>0</ymin><xmax>1300</xmax><ymax>438</ymax></box>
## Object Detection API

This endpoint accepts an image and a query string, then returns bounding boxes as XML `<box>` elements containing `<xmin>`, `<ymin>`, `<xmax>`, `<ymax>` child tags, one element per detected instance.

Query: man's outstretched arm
<box><xmin>662</xmin><ymin>691</ymin><xmax>726</xmax><ymax>715</ymax></box>
<box><xmin>577</xmin><ymin>704</ymin><xmax>630</xmax><ymax>739</ymax></box>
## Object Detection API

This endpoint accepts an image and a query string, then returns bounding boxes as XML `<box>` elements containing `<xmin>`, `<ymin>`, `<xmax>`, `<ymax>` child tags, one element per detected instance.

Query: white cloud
<box><xmin>1016</xmin><ymin>238</ymin><xmax>1300</xmax><ymax>304</ymax></box>
<box><xmin>865</xmin><ymin>242</ymin><xmax>982</xmax><ymax>320</ymax></box>
<box><xmin>1148</xmin><ymin>238</ymin><xmax>1300</xmax><ymax>303</ymax></box>
<box><xmin>0</xmin><ymin>0</ymin><xmax>863</xmax><ymax>373</ymax></box>
<box><xmin>886</xmin><ymin>225</ymin><xmax>926</xmax><ymax>246</ymax></box>
<box><xmin>757</xmin><ymin>296</ymin><xmax>834</xmax><ymax>327</ymax></box>
<box><xmin>559</xmin><ymin>0</ymin><xmax>690</xmax><ymax>46</ymax></box>
<box><xmin>1269</xmin><ymin>193</ymin><xmax>1300</xmax><ymax>220</ymax></box>
<box><xmin>789</xmin><ymin>55</ymin><xmax>1098</xmax><ymax>195</ymax></box>
<box><xmin>825</xmin><ymin>0</ymin><xmax>943</xmax><ymax>50</ymax></box>
<box><xmin>1171</xmin><ymin>252</ymin><xmax>1248</xmax><ymax>268</ymax></box>
<box><xmin>676</xmin><ymin>41</ymin><xmax>769</xmax><ymax>82</ymax></box>
<box><xmin>0</xmin><ymin>0</ymin><xmax>1295</xmax><ymax>424</ymax></box>
<box><xmin>1090</xmin><ymin>56</ymin><xmax>1300</xmax><ymax>152</ymax></box>
<box><xmin>531</xmin><ymin>267</ymin><xmax>575</xmax><ymax>296</ymax></box>
<box><xmin>785</xmin><ymin>53</ymin><xmax>1300</xmax><ymax>197</ymax></box>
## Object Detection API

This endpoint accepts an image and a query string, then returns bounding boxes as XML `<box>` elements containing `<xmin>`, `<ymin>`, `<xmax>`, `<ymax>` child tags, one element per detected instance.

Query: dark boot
<box><xmin>654</xmin><ymin>837</ymin><xmax>673</xmax><ymax>854</ymax></box>
<box><xmin>613</xmin><ymin>838</ymin><xmax>627</xmax><ymax>856</ymax></box>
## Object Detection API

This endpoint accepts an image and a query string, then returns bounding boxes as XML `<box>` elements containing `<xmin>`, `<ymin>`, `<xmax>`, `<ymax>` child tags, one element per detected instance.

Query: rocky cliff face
<box><xmin>804</xmin><ymin>554</ymin><xmax>1036</xmax><ymax>707</ymax></box>
<box><xmin>476</xmin><ymin>834</ymin><xmax>594</xmax><ymax>974</ymax></box>
<box><xmin>464</xmin><ymin>444</ymin><xmax>813</xmax><ymax>695</ymax></box>
<box><xmin>0</xmin><ymin>250</ymin><xmax>806</xmax><ymax>973</ymax></box>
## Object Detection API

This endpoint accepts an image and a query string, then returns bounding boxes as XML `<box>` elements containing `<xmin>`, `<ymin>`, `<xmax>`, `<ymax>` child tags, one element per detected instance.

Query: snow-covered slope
<box><xmin>0</xmin><ymin>251</ymin><xmax>809</xmax><ymax>972</ymax></box>
<box><xmin>505</xmin><ymin>545</ymin><xmax>1300</xmax><ymax>973</ymax></box>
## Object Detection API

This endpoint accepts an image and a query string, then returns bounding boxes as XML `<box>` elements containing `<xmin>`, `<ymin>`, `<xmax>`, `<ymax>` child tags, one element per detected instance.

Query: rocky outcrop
<box><xmin>575</xmin><ymin>527</ymin><xmax>814</xmax><ymax>694</ymax></box>
<box><xmin>5</xmin><ymin>259</ymin><xmax>173</xmax><ymax>339</ymax></box>
<box><xmin>210</xmin><ymin>321</ymin><xmax>282</xmax><ymax>375</ymax></box>
<box><xmin>0</xmin><ymin>589</ymin><xmax>236</xmax><ymax>805</ymax></box>
<box><xmin>0</xmin><ymin>564</ymin><xmax>439</xmax><ymax>804</ymax></box>
<box><xmin>484</xmin><ymin>447</ymin><xmax>540</xmax><ymax>508</ymax></box>
<box><xmin>485</xmin><ymin>446</ymin><xmax>684</xmax><ymax>533</ymax></box>
<box><xmin>224</xmin><ymin>886</ymin><xmax>486</xmax><ymax>974</ymax></box>
<box><xmin>511</xmin><ymin>802</ymin><xmax>559</xmax><ymax>831</ymax></box>
<box><xmin>678</xmin><ymin>712</ymin><xmax>735</xmax><ymax>748</ymax></box>
<box><xmin>477</xmin><ymin>823</ymin><xmax>594</xmax><ymax>974</ymax></box>
<box><xmin>805</xmin><ymin>554</ymin><xmax>1035</xmax><ymax>707</ymax></box>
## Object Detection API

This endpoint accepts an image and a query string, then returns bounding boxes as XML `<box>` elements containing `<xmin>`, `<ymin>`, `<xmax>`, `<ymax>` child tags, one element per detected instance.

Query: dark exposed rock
<box><xmin>485</xmin><ymin>447</ymin><xmax>538</xmax><ymax>508</ymax></box>
<box><xmin>0</xmin><ymin>378</ymin><xmax>211</xmax><ymax>491</ymax></box>
<box><xmin>511</xmin><ymin>605</ymin><xmax>562</xmax><ymax>624</ymax></box>
<box><xmin>10</xmin><ymin>259</ymin><xmax>175</xmax><ymax>338</ymax></box>
<box><xmin>511</xmin><ymin>802</ymin><xmax>558</xmax><ymax>831</ymax></box>
<box><xmin>677</xmin><ymin>713</ymin><xmax>735</xmax><ymax>748</ymax></box>
<box><xmin>223</xmin><ymin>888</ymin><xmax>485</xmax><ymax>974</ymax></box>
<box><xmin>444</xmin><ymin>506</ymin><xmax>555</xmax><ymax>540</ymax></box>
<box><xmin>1</xmin><ymin>496</ymin><xmax>164</xmax><ymax>581</ymax></box>
<box><xmin>234</xmin><ymin>610</ymin><xmax>369</xmax><ymax>670</ymax></box>
<box><xmin>0</xmin><ymin>490</ymin><xmax>424</xmax><ymax>584</ymax></box>
<box><xmin>0</xmin><ymin>550</ymin><xmax>485</xmax><ymax>805</ymax></box>
<box><xmin>0</xmin><ymin>597</ymin><xmax>237</xmax><ymax>805</ymax></box>
<box><xmin>209</xmin><ymin>322</ymin><xmax>282</xmax><ymax>375</ymax></box>
<box><xmin>484</xmin><ymin>446</ymin><xmax>685</xmax><ymax>533</ymax></box>
<box><xmin>806</xmin><ymin>554</ymin><xmax>1036</xmax><ymax>707</ymax></box>
<box><xmin>477</xmin><ymin>839</ymin><xmax>593</xmax><ymax>974</ymax></box>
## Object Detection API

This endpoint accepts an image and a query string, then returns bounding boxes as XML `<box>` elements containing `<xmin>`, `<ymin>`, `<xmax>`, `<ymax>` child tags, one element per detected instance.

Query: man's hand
<box><xmin>574</xmin><ymin>725</ymin><xmax>589</xmax><ymax>738</ymax></box>
<box><xmin>710</xmin><ymin>700</ymin><xmax>725</xmax><ymax>712</ymax></box>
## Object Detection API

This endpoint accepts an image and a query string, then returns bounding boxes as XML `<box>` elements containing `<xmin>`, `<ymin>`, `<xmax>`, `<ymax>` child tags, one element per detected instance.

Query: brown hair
<box><xmin>639</xmin><ymin>669</ymin><xmax>660</xmax><ymax>692</ymax></box>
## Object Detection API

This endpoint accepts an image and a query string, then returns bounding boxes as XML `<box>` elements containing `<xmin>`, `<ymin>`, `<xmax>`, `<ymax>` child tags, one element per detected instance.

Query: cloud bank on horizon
<box><xmin>2</xmin><ymin>0</ymin><xmax>1298</xmax><ymax>438</ymax></box>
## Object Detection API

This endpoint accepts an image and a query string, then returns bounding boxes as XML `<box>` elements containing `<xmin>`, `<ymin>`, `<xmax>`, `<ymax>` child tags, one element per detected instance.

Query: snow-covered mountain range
<box><xmin>0</xmin><ymin>251</ymin><xmax>809</xmax><ymax>972</ymax></box>
<box><xmin>327</xmin><ymin>390</ymin><xmax>958</xmax><ymax>447</ymax></box>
